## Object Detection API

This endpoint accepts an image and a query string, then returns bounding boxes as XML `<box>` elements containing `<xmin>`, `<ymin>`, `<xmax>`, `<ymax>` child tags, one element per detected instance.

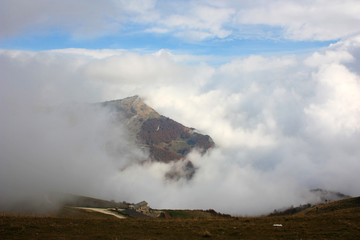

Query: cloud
<box><xmin>0</xmin><ymin>0</ymin><xmax>118</xmax><ymax>39</ymax></box>
<box><xmin>305</xmin><ymin>63</ymin><xmax>360</xmax><ymax>134</ymax></box>
<box><xmin>160</xmin><ymin>4</ymin><xmax>235</xmax><ymax>40</ymax></box>
<box><xmin>49</xmin><ymin>48</ymin><xmax>127</xmax><ymax>59</ymax></box>
<box><xmin>234</xmin><ymin>0</ymin><xmax>360</xmax><ymax>40</ymax></box>
<box><xmin>0</xmin><ymin>50</ymin><xmax>150</xmax><ymax>212</ymax></box>
<box><xmin>1</xmin><ymin>0</ymin><xmax>359</xmax><ymax>42</ymax></box>
<box><xmin>1</xmin><ymin>35</ymin><xmax>360</xmax><ymax>215</ymax></box>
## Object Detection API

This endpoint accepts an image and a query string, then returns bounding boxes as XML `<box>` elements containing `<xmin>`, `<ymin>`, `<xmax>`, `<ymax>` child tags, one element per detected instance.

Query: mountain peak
<box><xmin>102</xmin><ymin>96</ymin><xmax>214</xmax><ymax>164</ymax></box>
<box><xmin>102</xmin><ymin>96</ymin><xmax>160</xmax><ymax>133</ymax></box>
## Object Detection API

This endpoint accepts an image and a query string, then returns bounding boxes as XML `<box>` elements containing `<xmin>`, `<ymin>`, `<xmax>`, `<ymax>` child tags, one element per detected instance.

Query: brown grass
<box><xmin>1</xmin><ymin>200</ymin><xmax>360</xmax><ymax>240</ymax></box>
<box><xmin>202</xmin><ymin>230</ymin><xmax>212</xmax><ymax>238</ymax></box>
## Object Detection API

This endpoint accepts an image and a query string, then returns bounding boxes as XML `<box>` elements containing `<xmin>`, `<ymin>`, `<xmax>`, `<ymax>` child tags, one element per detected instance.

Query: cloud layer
<box><xmin>1</xmin><ymin>35</ymin><xmax>360</xmax><ymax>215</ymax></box>
<box><xmin>1</xmin><ymin>0</ymin><xmax>359</xmax><ymax>41</ymax></box>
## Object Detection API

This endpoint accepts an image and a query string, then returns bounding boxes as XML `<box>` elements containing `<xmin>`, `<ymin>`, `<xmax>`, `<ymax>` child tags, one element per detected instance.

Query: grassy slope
<box><xmin>1</xmin><ymin>198</ymin><xmax>360</xmax><ymax>239</ymax></box>
<box><xmin>299</xmin><ymin>196</ymin><xmax>360</xmax><ymax>215</ymax></box>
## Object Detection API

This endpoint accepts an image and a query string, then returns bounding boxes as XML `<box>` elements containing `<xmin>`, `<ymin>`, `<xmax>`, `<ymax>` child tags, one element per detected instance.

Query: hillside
<box><xmin>270</xmin><ymin>195</ymin><xmax>360</xmax><ymax>216</ymax></box>
<box><xmin>299</xmin><ymin>196</ymin><xmax>360</xmax><ymax>215</ymax></box>
<box><xmin>102</xmin><ymin>96</ymin><xmax>214</xmax><ymax>164</ymax></box>
<box><xmin>2</xmin><ymin>196</ymin><xmax>360</xmax><ymax>239</ymax></box>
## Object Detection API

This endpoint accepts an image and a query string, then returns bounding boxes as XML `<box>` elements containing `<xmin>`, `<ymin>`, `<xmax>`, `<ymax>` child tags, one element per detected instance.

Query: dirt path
<box><xmin>73</xmin><ymin>207</ymin><xmax>126</xmax><ymax>219</ymax></box>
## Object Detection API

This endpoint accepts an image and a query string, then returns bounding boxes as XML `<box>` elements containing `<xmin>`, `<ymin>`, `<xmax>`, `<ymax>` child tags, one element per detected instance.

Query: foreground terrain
<box><xmin>1</xmin><ymin>197</ymin><xmax>360</xmax><ymax>240</ymax></box>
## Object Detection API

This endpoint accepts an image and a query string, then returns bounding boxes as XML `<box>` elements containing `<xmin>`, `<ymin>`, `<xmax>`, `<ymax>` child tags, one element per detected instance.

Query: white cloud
<box><xmin>162</xmin><ymin>4</ymin><xmax>235</xmax><ymax>40</ymax></box>
<box><xmin>235</xmin><ymin>0</ymin><xmax>360</xmax><ymax>40</ymax></box>
<box><xmin>145</xmin><ymin>27</ymin><xmax>169</xmax><ymax>34</ymax></box>
<box><xmin>0</xmin><ymin>62</ymin><xmax>148</xmax><ymax>211</ymax></box>
<box><xmin>2</xmin><ymin>35</ymin><xmax>360</xmax><ymax>215</ymax></box>
<box><xmin>305</xmin><ymin>63</ymin><xmax>360</xmax><ymax>134</ymax></box>
<box><xmin>50</xmin><ymin>48</ymin><xmax>126</xmax><ymax>59</ymax></box>
<box><xmin>2</xmin><ymin>0</ymin><xmax>358</xmax><ymax>42</ymax></box>
<box><xmin>220</xmin><ymin>55</ymin><xmax>297</xmax><ymax>73</ymax></box>
<box><xmin>0</xmin><ymin>0</ymin><xmax>122</xmax><ymax>38</ymax></box>
<box><xmin>305</xmin><ymin>36</ymin><xmax>360</xmax><ymax>67</ymax></box>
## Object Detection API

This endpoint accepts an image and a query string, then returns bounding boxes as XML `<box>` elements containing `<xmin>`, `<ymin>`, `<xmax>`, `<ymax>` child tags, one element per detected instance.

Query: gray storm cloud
<box><xmin>1</xmin><ymin>35</ymin><xmax>360</xmax><ymax>215</ymax></box>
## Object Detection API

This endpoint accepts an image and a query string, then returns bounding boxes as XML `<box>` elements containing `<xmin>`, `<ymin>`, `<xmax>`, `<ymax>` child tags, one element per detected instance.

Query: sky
<box><xmin>1</xmin><ymin>0</ymin><xmax>360</xmax><ymax>215</ymax></box>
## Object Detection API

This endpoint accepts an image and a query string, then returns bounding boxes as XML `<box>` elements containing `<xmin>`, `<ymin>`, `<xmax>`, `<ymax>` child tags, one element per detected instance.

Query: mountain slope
<box><xmin>102</xmin><ymin>96</ymin><xmax>214</xmax><ymax>163</ymax></box>
<box><xmin>299</xmin><ymin>196</ymin><xmax>360</xmax><ymax>215</ymax></box>
<box><xmin>270</xmin><ymin>192</ymin><xmax>356</xmax><ymax>216</ymax></box>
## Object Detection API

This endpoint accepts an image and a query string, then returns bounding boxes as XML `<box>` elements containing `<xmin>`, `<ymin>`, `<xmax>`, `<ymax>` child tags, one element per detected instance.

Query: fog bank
<box><xmin>1</xmin><ymin>35</ymin><xmax>360</xmax><ymax>215</ymax></box>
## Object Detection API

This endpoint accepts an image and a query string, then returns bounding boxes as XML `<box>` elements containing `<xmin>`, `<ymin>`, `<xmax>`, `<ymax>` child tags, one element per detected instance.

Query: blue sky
<box><xmin>0</xmin><ymin>30</ymin><xmax>335</xmax><ymax>57</ymax></box>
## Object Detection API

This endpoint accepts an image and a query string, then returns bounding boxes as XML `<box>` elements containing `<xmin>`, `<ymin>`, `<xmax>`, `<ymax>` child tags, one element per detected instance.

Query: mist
<box><xmin>1</xmin><ymin>35</ymin><xmax>360</xmax><ymax>215</ymax></box>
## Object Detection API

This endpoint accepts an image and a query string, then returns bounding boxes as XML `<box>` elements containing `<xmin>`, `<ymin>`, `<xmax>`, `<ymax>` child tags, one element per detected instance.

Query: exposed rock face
<box><xmin>102</xmin><ymin>96</ymin><xmax>214</xmax><ymax>164</ymax></box>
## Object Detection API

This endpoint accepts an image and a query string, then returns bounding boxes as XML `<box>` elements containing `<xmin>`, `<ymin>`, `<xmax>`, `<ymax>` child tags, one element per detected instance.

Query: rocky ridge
<box><xmin>102</xmin><ymin>96</ymin><xmax>214</xmax><ymax>165</ymax></box>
